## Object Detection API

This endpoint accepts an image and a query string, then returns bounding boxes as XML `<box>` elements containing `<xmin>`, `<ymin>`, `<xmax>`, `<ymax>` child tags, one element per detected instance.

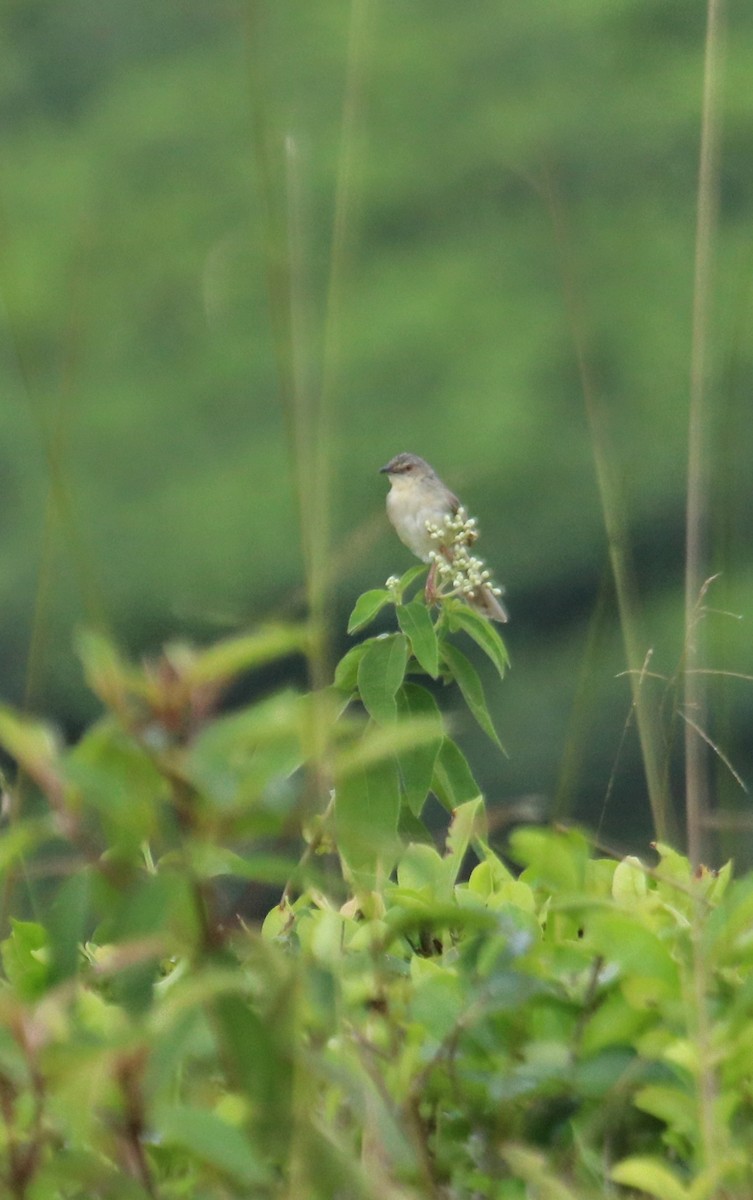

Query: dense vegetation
<box><xmin>2</xmin><ymin>579</ymin><xmax>753</xmax><ymax>1198</ymax></box>
<box><xmin>1</xmin><ymin>578</ymin><xmax>753</xmax><ymax>1190</ymax></box>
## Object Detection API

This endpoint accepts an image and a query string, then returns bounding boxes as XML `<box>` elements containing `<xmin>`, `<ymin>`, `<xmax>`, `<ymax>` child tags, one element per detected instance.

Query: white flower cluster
<box><xmin>425</xmin><ymin>506</ymin><xmax>503</xmax><ymax>602</ymax></box>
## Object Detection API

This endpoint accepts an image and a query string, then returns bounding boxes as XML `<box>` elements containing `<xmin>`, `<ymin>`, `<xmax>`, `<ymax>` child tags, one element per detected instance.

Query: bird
<box><xmin>379</xmin><ymin>452</ymin><xmax>508</xmax><ymax>622</ymax></box>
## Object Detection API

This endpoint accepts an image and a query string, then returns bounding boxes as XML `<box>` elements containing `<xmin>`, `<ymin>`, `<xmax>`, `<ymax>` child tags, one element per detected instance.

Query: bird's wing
<box><xmin>448</xmin><ymin>490</ymin><xmax>461</xmax><ymax>513</ymax></box>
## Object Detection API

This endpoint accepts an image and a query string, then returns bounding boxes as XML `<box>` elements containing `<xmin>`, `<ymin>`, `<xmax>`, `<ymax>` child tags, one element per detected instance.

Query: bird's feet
<box><xmin>424</xmin><ymin>560</ymin><xmax>438</xmax><ymax>606</ymax></box>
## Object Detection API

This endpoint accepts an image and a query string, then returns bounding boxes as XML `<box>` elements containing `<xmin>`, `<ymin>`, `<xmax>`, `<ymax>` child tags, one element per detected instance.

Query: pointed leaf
<box><xmin>335</xmin><ymin>715</ymin><xmax>444</xmax><ymax>778</ymax></box>
<box><xmin>446</xmin><ymin>602</ymin><xmax>510</xmax><ymax>678</ymax></box>
<box><xmin>633</xmin><ymin>1084</ymin><xmax>696</xmax><ymax>1136</ymax></box>
<box><xmin>157</xmin><ymin>1104</ymin><xmax>272</xmax><ymax>1187</ymax></box>
<box><xmin>395</xmin><ymin>685</ymin><xmax>443</xmax><ymax>815</ymax></box>
<box><xmin>610</xmin><ymin>1157</ymin><xmax>691</xmax><ymax>1200</ymax></box>
<box><xmin>398</xmin><ymin>808</ymin><xmax>434</xmax><ymax>843</ymax></box>
<box><xmin>185</xmin><ymin>624</ymin><xmax>308</xmax><ymax>686</ymax></box>
<box><xmin>66</xmin><ymin>719</ymin><xmax>166</xmax><ymax>849</ymax></box>
<box><xmin>510</xmin><ymin>826</ymin><xmax>590</xmax><ymax>892</ymax></box>
<box><xmin>396</xmin><ymin>600</ymin><xmax>439</xmax><ymax>677</ymax></box>
<box><xmin>431</xmin><ymin>738</ymin><xmax>482</xmax><ymax>812</ymax></box>
<box><xmin>396</xmin><ymin>563</ymin><xmax>428</xmax><ymax>594</ymax></box>
<box><xmin>212</xmin><ymin>992</ymin><xmax>293</xmax><ymax>1152</ymax></box>
<box><xmin>357</xmin><ymin>634</ymin><xmax>408</xmax><ymax>724</ymax></box>
<box><xmin>445</xmin><ymin>797</ymin><xmax>486</xmax><ymax>884</ymax></box>
<box><xmin>586</xmin><ymin>910</ymin><xmax>678</xmax><ymax>998</ymax></box>
<box><xmin>76</xmin><ymin>629</ymin><xmax>143</xmax><ymax>707</ymax></box>
<box><xmin>334</xmin><ymin>642</ymin><xmax>371</xmax><ymax>692</ymax></box>
<box><xmin>336</xmin><ymin>758</ymin><xmax>401</xmax><ymax>889</ymax></box>
<box><xmin>502</xmin><ymin>1145</ymin><xmax>581</xmax><ymax>1200</ymax></box>
<box><xmin>0</xmin><ymin>707</ymin><xmax>63</xmax><ymax>794</ymax></box>
<box><xmin>0</xmin><ymin>818</ymin><xmax>52</xmax><ymax>873</ymax></box>
<box><xmin>347</xmin><ymin>589</ymin><xmax>391</xmax><ymax>634</ymax></box>
<box><xmin>397</xmin><ymin>843</ymin><xmax>453</xmax><ymax>900</ymax></box>
<box><xmin>441</xmin><ymin>642</ymin><xmax>504</xmax><ymax>749</ymax></box>
<box><xmin>1</xmin><ymin>920</ymin><xmax>50</xmax><ymax>1000</ymax></box>
<box><xmin>187</xmin><ymin>844</ymin><xmax>300</xmax><ymax>884</ymax></box>
<box><xmin>184</xmin><ymin>690</ymin><xmax>306</xmax><ymax>811</ymax></box>
<box><xmin>48</xmin><ymin>869</ymin><xmax>93</xmax><ymax>984</ymax></box>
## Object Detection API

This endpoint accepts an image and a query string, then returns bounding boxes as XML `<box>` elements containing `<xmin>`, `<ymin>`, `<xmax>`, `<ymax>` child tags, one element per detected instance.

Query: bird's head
<box><xmin>379</xmin><ymin>453</ymin><xmax>434</xmax><ymax>482</ymax></box>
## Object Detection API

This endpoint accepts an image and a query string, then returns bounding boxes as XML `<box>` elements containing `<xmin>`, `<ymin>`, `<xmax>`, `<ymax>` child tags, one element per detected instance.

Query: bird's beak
<box><xmin>379</xmin><ymin>463</ymin><xmax>390</xmax><ymax>474</ymax></box>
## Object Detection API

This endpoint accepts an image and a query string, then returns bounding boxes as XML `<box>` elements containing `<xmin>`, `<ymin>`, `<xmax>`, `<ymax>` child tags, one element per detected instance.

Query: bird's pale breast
<box><xmin>386</xmin><ymin>481</ymin><xmax>451</xmax><ymax>563</ymax></box>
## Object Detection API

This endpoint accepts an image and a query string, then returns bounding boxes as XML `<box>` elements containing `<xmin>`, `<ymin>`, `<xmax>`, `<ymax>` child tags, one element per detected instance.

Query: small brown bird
<box><xmin>380</xmin><ymin>452</ymin><xmax>508</xmax><ymax>622</ymax></box>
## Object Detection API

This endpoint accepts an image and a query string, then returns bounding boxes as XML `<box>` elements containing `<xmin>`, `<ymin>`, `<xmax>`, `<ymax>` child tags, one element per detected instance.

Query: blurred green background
<box><xmin>2</xmin><ymin>0</ymin><xmax>753</xmax><ymax>854</ymax></box>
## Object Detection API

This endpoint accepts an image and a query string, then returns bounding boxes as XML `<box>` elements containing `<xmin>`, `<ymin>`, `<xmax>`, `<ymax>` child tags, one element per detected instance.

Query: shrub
<box><xmin>0</xmin><ymin>578</ymin><xmax>751</xmax><ymax>1198</ymax></box>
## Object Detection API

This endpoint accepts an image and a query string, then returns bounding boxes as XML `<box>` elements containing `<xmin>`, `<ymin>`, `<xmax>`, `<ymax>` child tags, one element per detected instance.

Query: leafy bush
<box><xmin>0</xmin><ymin>576</ymin><xmax>752</xmax><ymax>1198</ymax></box>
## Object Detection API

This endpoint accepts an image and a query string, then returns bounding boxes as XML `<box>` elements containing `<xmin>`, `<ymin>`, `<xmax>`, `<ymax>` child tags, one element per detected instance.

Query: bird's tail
<box><xmin>468</xmin><ymin>585</ymin><xmax>509</xmax><ymax>623</ymax></box>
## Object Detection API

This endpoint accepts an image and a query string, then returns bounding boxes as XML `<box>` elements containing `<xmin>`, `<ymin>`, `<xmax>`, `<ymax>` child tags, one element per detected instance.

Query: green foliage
<box><xmin>0</xmin><ymin>596</ymin><xmax>753</xmax><ymax>1197</ymax></box>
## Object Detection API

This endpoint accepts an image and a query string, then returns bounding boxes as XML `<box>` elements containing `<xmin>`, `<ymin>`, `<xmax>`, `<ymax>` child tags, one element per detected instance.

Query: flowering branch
<box><xmin>425</xmin><ymin>506</ymin><xmax>504</xmax><ymax>606</ymax></box>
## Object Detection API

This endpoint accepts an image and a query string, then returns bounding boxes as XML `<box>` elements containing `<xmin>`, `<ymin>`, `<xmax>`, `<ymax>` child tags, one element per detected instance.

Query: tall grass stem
<box><xmin>684</xmin><ymin>0</ymin><xmax>725</xmax><ymax>868</ymax></box>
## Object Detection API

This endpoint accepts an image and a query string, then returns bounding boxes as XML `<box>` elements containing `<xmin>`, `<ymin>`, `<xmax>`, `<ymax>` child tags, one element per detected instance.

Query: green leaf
<box><xmin>113</xmin><ymin>959</ymin><xmax>161</xmax><ymax>1017</ymax></box>
<box><xmin>704</xmin><ymin>875</ymin><xmax>753</xmax><ymax>969</ymax></box>
<box><xmin>185</xmin><ymin>624</ymin><xmax>308</xmax><ymax>686</ymax></box>
<box><xmin>510</xmin><ymin>826</ymin><xmax>590</xmax><ymax>892</ymax></box>
<box><xmin>357</xmin><ymin>634</ymin><xmax>408</xmax><ymax>724</ymax></box>
<box><xmin>66</xmin><ymin>719</ymin><xmax>167</xmax><ymax>851</ymax></box>
<box><xmin>184</xmin><ymin>690</ymin><xmax>305</xmax><ymax>813</ymax></box>
<box><xmin>440</xmin><ymin>642</ymin><xmax>504</xmax><ymax>749</ymax></box>
<box><xmin>0</xmin><ymin>707</ymin><xmax>62</xmax><ymax>794</ymax></box>
<box><xmin>410</xmin><ymin>968</ymin><xmax>464</xmax><ymax>1041</ymax></box>
<box><xmin>502</xmin><ymin>1145</ymin><xmax>581</xmax><ymax>1200</ymax></box>
<box><xmin>212</xmin><ymin>991</ymin><xmax>294</xmax><ymax>1151</ymax></box>
<box><xmin>397</xmin><ymin>843</ymin><xmax>452</xmax><ymax>897</ymax></box>
<box><xmin>0</xmin><ymin>818</ymin><xmax>52</xmax><ymax>874</ymax></box>
<box><xmin>610</xmin><ymin>1157</ymin><xmax>691</xmax><ymax>1200</ymax></box>
<box><xmin>396</xmin><ymin>563</ymin><xmax>428</xmax><ymax>594</ymax></box>
<box><xmin>336</xmin><ymin>716</ymin><xmax>445</xmax><ymax>779</ymax></box>
<box><xmin>31</xmin><ymin>1152</ymin><xmax>131</xmax><ymax>1196</ymax></box>
<box><xmin>612</xmin><ymin>855</ymin><xmax>649</xmax><ymax>905</ymax></box>
<box><xmin>335</xmin><ymin>758</ymin><xmax>401</xmax><ymax>889</ymax></box>
<box><xmin>580</xmin><ymin>990</ymin><xmax>649</xmax><ymax>1055</ymax></box>
<box><xmin>397</xmin><ymin>807</ymin><xmax>434</xmax><ymax>843</ymax></box>
<box><xmin>431</xmin><ymin>738</ymin><xmax>482</xmax><ymax>812</ymax></box>
<box><xmin>585</xmin><ymin>910</ymin><xmax>679</xmax><ymax>1001</ymax></box>
<box><xmin>1</xmin><ymin>920</ymin><xmax>50</xmax><ymax>1000</ymax></box>
<box><xmin>634</xmin><ymin>1084</ymin><xmax>696</xmax><ymax>1137</ymax></box>
<box><xmin>347</xmin><ymin>589</ymin><xmax>391</xmax><ymax>634</ymax></box>
<box><xmin>446</xmin><ymin>601</ymin><xmax>510</xmax><ymax>677</ymax></box>
<box><xmin>157</xmin><ymin>1104</ymin><xmax>272</xmax><ymax>1186</ymax></box>
<box><xmin>396</xmin><ymin>599</ymin><xmax>439</xmax><ymax>677</ymax></box>
<box><xmin>466</xmin><ymin>849</ymin><xmax>516</xmax><ymax>898</ymax></box>
<box><xmin>96</xmin><ymin>871</ymin><xmax>190</xmax><ymax>948</ymax></box>
<box><xmin>445</xmin><ymin>797</ymin><xmax>486</xmax><ymax>884</ymax></box>
<box><xmin>187</xmin><ymin>844</ymin><xmax>299</xmax><ymax>884</ymax></box>
<box><xmin>48</xmin><ymin>870</ymin><xmax>93</xmax><ymax>984</ymax></box>
<box><xmin>76</xmin><ymin>629</ymin><xmax>142</xmax><ymax>708</ymax></box>
<box><xmin>333</xmin><ymin>641</ymin><xmax>371</xmax><ymax>692</ymax></box>
<box><xmin>395</xmin><ymin>684</ymin><xmax>443</xmax><ymax>815</ymax></box>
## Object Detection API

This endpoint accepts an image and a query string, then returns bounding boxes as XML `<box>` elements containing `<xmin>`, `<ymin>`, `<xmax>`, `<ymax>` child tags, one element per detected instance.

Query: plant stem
<box><xmin>685</xmin><ymin>0</ymin><xmax>724</xmax><ymax>867</ymax></box>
